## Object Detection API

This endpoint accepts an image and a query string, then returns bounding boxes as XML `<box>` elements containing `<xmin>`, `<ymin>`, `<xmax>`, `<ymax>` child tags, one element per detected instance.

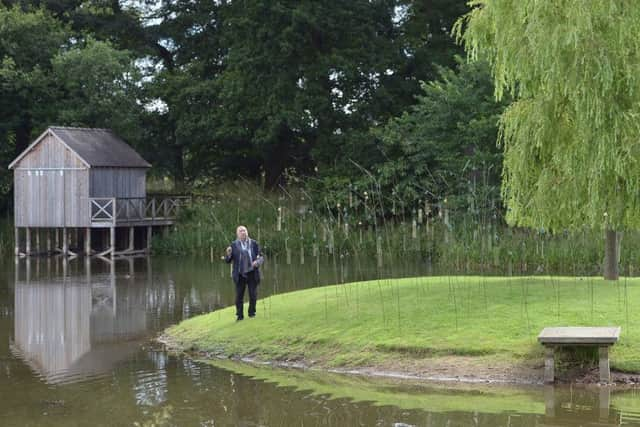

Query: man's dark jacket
<box><xmin>224</xmin><ymin>239</ymin><xmax>264</xmax><ymax>284</ymax></box>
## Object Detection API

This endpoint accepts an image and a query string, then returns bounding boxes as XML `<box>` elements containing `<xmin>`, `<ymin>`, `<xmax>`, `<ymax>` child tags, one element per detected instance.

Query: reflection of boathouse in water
<box><xmin>10</xmin><ymin>258</ymin><xmax>154</xmax><ymax>383</ymax></box>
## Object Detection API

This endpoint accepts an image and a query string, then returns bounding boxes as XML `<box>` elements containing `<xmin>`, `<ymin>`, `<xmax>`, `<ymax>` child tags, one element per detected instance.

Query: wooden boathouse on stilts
<box><xmin>9</xmin><ymin>126</ymin><xmax>185</xmax><ymax>258</ymax></box>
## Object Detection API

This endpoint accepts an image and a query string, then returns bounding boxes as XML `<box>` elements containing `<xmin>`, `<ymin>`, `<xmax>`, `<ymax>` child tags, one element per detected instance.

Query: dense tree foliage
<box><xmin>0</xmin><ymin>0</ymin><xmax>497</xmax><ymax>216</ymax></box>
<box><xmin>455</xmin><ymin>0</ymin><xmax>640</xmax><ymax>279</ymax></box>
<box><xmin>374</xmin><ymin>58</ymin><xmax>505</xmax><ymax>214</ymax></box>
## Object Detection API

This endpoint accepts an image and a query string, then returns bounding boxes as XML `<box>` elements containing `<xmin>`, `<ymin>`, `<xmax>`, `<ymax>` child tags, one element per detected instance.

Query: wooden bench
<box><xmin>538</xmin><ymin>327</ymin><xmax>621</xmax><ymax>383</ymax></box>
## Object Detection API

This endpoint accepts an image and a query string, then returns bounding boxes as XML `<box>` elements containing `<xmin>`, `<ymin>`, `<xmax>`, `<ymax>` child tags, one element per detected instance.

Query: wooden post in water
<box><xmin>14</xmin><ymin>227</ymin><xmax>19</xmax><ymax>256</ymax></box>
<box><xmin>46</xmin><ymin>229</ymin><xmax>52</xmax><ymax>254</ymax></box>
<box><xmin>25</xmin><ymin>228</ymin><xmax>31</xmax><ymax>256</ymax></box>
<box><xmin>85</xmin><ymin>228</ymin><xmax>91</xmax><ymax>255</ymax></box>
<box><xmin>146</xmin><ymin>226</ymin><xmax>152</xmax><ymax>254</ymax></box>
<box><xmin>62</xmin><ymin>228</ymin><xmax>68</xmax><ymax>256</ymax></box>
<box><xmin>54</xmin><ymin>228</ymin><xmax>59</xmax><ymax>251</ymax></box>
<box><xmin>110</xmin><ymin>226</ymin><xmax>116</xmax><ymax>259</ymax></box>
<box><xmin>128</xmin><ymin>227</ymin><xmax>135</xmax><ymax>252</ymax></box>
<box><xmin>85</xmin><ymin>253</ymin><xmax>91</xmax><ymax>285</ymax></box>
<box><xmin>35</xmin><ymin>229</ymin><xmax>40</xmax><ymax>255</ymax></box>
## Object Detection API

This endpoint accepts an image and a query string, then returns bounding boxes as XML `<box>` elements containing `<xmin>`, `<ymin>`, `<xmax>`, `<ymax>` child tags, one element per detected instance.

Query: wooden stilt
<box><xmin>35</xmin><ymin>229</ymin><xmax>40</xmax><ymax>255</ymax></box>
<box><xmin>146</xmin><ymin>256</ymin><xmax>152</xmax><ymax>280</ymax></box>
<box><xmin>85</xmin><ymin>254</ymin><xmax>91</xmax><ymax>284</ymax></box>
<box><xmin>110</xmin><ymin>259</ymin><xmax>116</xmax><ymax>314</ymax></box>
<box><xmin>110</xmin><ymin>227</ymin><xmax>116</xmax><ymax>259</ymax></box>
<box><xmin>54</xmin><ymin>228</ymin><xmax>59</xmax><ymax>251</ymax></box>
<box><xmin>146</xmin><ymin>226</ymin><xmax>152</xmax><ymax>254</ymax></box>
<box><xmin>85</xmin><ymin>228</ymin><xmax>91</xmax><ymax>255</ymax></box>
<box><xmin>62</xmin><ymin>228</ymin><xmax>68</xmax><ymax>256</ymax></box>
<box><xmin>128</xmin><ymin>227</ymin><xmax>135</xmax><ymax>251</ymax></box>
<box><xmin>46</xmin><ymin>229</ymin><xmax>52</xmax><ymax>254</ymax></box>
<box><xmin>14</xmin><ymin>227</ymin><xmax>19</xmax><ymax>256</ymax></box>
<box><xmin>25</xmin><ymin>228</ymin><xmax>31</xmax><ymax>256</ymax></box>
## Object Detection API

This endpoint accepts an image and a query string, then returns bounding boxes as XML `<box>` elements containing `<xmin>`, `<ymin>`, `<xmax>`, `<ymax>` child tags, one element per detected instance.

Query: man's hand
<box><xmin>226</xmin><ymin>246</ymin><xmax>232</xmax><ymax>256</ymax></box>
<box><xmin>252</xmin><ymin>260</ymin><xmax>259</xmax><ymax>267</ymax></box>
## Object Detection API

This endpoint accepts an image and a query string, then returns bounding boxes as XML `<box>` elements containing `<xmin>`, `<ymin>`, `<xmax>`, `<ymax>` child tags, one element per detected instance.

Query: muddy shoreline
<box><xmin>155</xmin><ymin>333</ymin><xmax>640</xmax><ymax>387</ymax></box>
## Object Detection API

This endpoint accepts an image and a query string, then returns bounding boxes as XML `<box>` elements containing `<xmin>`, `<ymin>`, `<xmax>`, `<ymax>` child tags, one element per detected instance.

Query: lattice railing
<box><xmin>89</xmin><ymin>196</ymin><xmax>188</xmax><ymax>225</ymax></box>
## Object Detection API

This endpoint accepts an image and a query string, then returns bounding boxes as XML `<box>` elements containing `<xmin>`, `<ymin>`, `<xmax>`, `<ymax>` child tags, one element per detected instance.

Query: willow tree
<box><xmin>454</xmin><ymin>0</ymin><xmax>640</xmax><ymax>280</ymax></box>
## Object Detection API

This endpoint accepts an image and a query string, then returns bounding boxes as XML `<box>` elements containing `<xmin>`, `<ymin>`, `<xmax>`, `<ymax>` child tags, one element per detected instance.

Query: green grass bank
<box><xmin>164</xmin><ymin>275</ymin><xmax>640</xmax><ymax>380</ymax></box>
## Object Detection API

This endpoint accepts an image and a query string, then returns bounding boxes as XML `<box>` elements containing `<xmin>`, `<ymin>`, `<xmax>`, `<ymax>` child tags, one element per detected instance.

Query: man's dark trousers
<box><xmin>235</xmin><ymin>270</ymin><xmax>258</xmax><ymax>319</ymax></box>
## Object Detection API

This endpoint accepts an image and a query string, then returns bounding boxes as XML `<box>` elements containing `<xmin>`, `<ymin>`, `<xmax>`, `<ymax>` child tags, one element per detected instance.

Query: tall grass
<box><xmin>154</xmin><ymin>181</ymin><xmax>638</xmax><ymax>276</ymax></box>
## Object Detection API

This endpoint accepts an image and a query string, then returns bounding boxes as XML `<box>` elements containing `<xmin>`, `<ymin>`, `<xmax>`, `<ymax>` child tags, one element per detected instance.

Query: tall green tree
<box><xmin>0</xmin><ymin>5</ymin><xmax>69</xmax><ymax>152</ymax></box>
<box><xmin>216</xmin><ymin>1</ymin><xmax>400</xmax><ymax>187</ymax></box>
<box><xmin>0</xmin><ymin>5</ymin><xmax>69</xmax><ymax>211</ymax></box>
<box><xmin>373</xmin><ymin>58</ymin><xmax>505</xmax><ymax>217</ymax></box>
<box><xmin>455</xmin><ymin>0</ymin><xmax>640</xmax><ymax>280</ymax></box>
<box><xmin>0</xmin><ymin>4</ymin><xmax>146</xmax><ymax>212</ymax></box>
<box><xmin>141</xmin><ymin>0</ymin><xmax>226</xmax><ymax>189</ymax></box>
<box><xmin>51</xmin><ymin>38</ymin><xmax>143</xmax><ymax>144</ymax></box>
<box><xmin>311</xmin><ymin>0</ymin><xmax>469</xmax><ymax>195</ymax></box>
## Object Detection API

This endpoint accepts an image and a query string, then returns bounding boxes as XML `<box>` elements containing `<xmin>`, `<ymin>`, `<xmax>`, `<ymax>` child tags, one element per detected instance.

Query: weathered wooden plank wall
<box><xmin>13</xmin><ymin>134</ymin><xmax>89</xmax><ymax>227</ymax></box>
<box><xmin>89</xmin><ymin>168</ymin><xmax>146</xmax><ymax>199</ymax></box>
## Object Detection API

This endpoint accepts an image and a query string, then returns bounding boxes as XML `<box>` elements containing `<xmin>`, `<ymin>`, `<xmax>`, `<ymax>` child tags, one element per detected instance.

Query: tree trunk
<box><xmin>173</xmin><ymin>142</ymin><xmax>186</xmax><ymax>193</ymax></box>
<box><xmin>604</xmin><ymin>229</ymin><xmax>621</xmax><ymax>280</ymax></box>
<box><xmin>263</xmin><ymin>126</ymin><xmax>291</xmax><ymax>188</ymax></box>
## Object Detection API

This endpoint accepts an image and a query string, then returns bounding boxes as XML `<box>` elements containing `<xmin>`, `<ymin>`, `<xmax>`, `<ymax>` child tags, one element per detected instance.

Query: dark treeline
<box><xmin>0</xmin><ymin>0</ymin><xmax>504</xmax><ymax>218</ymax></box>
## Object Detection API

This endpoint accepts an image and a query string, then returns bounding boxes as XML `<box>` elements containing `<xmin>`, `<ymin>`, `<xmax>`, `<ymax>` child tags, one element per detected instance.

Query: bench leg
<box><xmin>599</xmin><ymin>346</ymin><xmax>611</xmax><ymax>383</ymax></box>
<box><xmin>544</xmin><ymin>346</ymin><xmax>555</xmax><ymax>383</ymax></box>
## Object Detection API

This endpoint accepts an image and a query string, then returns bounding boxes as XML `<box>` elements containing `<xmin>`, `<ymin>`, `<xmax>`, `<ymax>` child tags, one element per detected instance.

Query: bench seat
<box><xmin>537</xmin><ymin>326</ymin><xmax>621</xmax><ymax>383</ymax></box>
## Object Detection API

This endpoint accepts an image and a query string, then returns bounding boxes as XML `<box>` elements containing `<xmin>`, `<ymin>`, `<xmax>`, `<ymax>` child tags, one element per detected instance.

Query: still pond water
<box><xmin>1</xmin><ymin>255</ymin><xmax>640</xmax><ymax>426</ymax></box>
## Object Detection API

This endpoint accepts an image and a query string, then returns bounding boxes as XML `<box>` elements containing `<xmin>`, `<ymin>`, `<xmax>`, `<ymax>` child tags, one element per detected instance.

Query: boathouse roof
<box><xmin>8</xmin><ymin>126</ymin><xmax>151</xmax><ymax>169</ymax></box>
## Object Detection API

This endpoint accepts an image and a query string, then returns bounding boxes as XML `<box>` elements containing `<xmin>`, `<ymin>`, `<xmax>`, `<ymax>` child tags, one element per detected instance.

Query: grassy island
<box><xmin>164</xmin><ymin>276</ymin><xmax>640</xmax><ymax>381</ymax></box>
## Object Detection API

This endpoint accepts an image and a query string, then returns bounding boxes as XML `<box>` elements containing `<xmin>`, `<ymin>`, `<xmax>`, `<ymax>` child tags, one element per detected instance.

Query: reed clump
<box><xmin>154</xmin><ymin>181</ymin><xmax>640</xmax><ymax>276</ymax></box>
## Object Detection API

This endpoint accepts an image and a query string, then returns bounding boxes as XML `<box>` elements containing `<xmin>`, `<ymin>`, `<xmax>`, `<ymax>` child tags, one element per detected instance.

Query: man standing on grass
<box><xmin>225</xmin><ymin>225</ymin><xmax>264</xmax><ymax>321</ymax></box>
